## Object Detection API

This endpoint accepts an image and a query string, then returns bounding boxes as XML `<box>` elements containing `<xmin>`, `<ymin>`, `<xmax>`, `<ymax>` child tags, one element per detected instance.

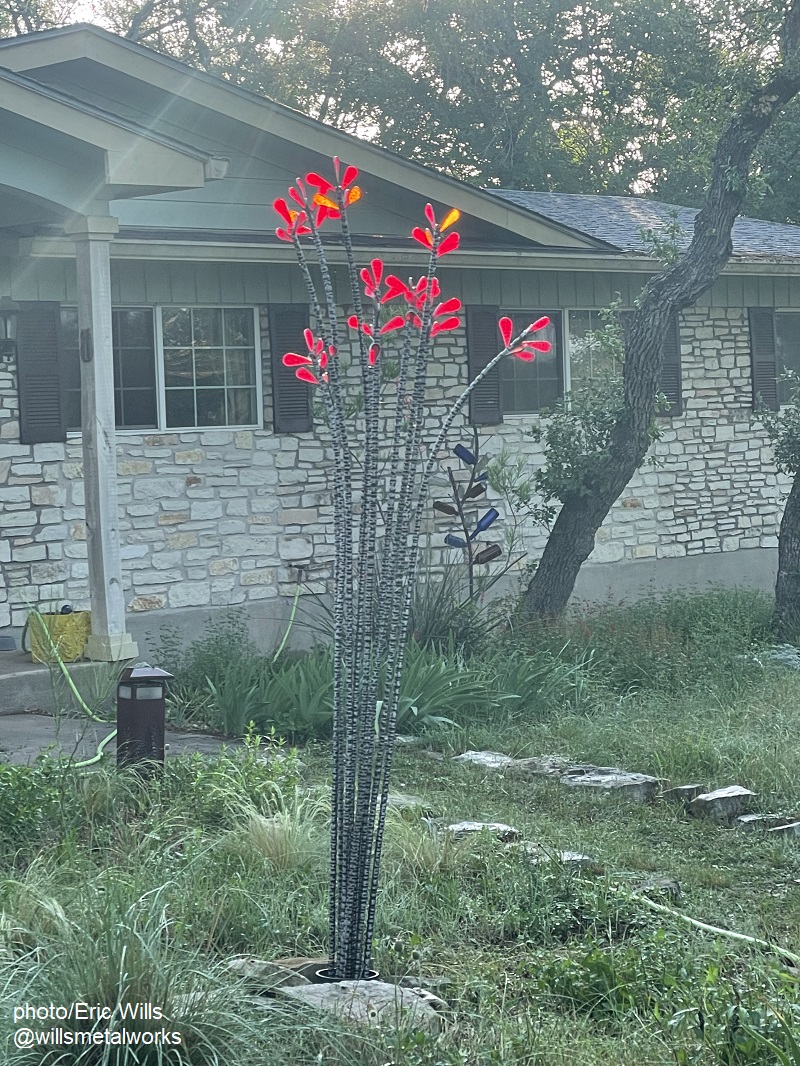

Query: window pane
<box><xmin>192</xmin><ymin>308</ymin><xmax>223</xmax><ymax>347</ymax></box>
<box><xmin>61</xmin><ymin>307</ymin><xmax>156</xmax><ymax>430</ymax></box>
<box><xmin>568</xmin><ymin>309</ymin><xmax>622</xmax><ymax>389</ymax></box>
<box><xmin>162</xmin><ymin>308</ymin><xmax>191</xmax><ymax>347</ymax></box>
<box><xmin>165</xmin><ymin>389</ymin><xmax>194</xmax><ymax>427</ymax></box>
<box><xmin>64</xmin><ymin>391</ymin><xmax>81</xmax><ymax>430</ymax></box>
<box><xmin>161</xmin><ymin>306</ymin><xmax>257</xmax><ymax>428</ymax></box>
<box><xmin>224</xmin><ymin>308</ymin><xmax>254</xmax><ymax>346</ymax></box>
<box><xmin>227</xmin><ymin>388</ymin><xmax>257</xmax><ymax>425</ymax></box>
<box><xmin>225</xmin><ymin>348</ymin><xmax>254</xmax><ymax>385</ymax></box>
<box><xmin>60</xmin><ymin>309</ymin><xmax>79</xmax><ymax>349</ymax></box>
<box><xmin>196</xmin><ymin>389</ymin><xmax>226</xmax><ymax>426</ymax></box>
<box><xmin>776</xmin><ymin>312</ymin><xmax>800</xmax><ymax>404</ymax></box>
<box><xmin>114</xmin><ymin>308</ymin><xmax>153</xmax><ymax>347</ymax></box>
<box><xmin>499</xmin><ymin>312</ymin><xmax>560</xmax><ymax>412</ymax></box>
<box><xmin>194</xmin><ymin>348</ymin><xmax>225</xmax><ymax>386</ymax></box>
<box><xmin>119</xmin><ymin>389</ymin><xmax>157</xmax><ymax>428</ymax></box>
<box><xmin>119</xmin><ymin>348</ymin><xmax>156</xmax><ymax>389</ymax></box>
<box><xmin>164</xmin><ymin>348</ymin><xmax>194</xmax><ymax>387</ymax></box>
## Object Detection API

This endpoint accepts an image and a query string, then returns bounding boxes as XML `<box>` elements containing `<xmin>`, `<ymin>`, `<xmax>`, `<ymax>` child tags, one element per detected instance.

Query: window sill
<box><xmin>66</xmin><ymin>425</ymin><xmax>263</xmax><ymax>439</ymax></box>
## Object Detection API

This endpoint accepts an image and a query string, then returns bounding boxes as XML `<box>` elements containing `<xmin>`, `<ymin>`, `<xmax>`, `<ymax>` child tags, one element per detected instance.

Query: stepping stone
<box><xmin>509</xmin><ymin>841</ymin><xmax>596</xmax><ymax>867</ymax></box>
<box><xmin>660</xmin><ymin>784</ymin><xmax>706</xmax><ymax>804</ymax></box>
<box><xmin>688</xmin><ymin>785</ymin><xmax>756</xmax><ymax>822</ymax></box>
<box><xmin>277</xmin><ymin>979</ymin><xmax>448</xmax><ymax>1032</ymax></box>
<box><xmin>445</xmin><ymin>820</ymin><xmax>521</xmax><ymax>842</ymax></box>
<box><xmin>387</xmin><ymin>794</ymin><xmax>433</xmax><ymax>817</ymax></box>
<box><xmin>451</xmin><ymin>750</ymin><xmax>513</xmax><ymax>770</ymax></box>
<box><xmin>506</xmin><ymin>755</ymin><xmax>574</xmax><ymax>777</ymax></box>
<box><xmin>766</xmin><ymin>820</ymin><xmax>800</xmax><ymax>838</ymax></box>
<box><xmin>633</xmin><ymin>877</ymin><xmax>682</xmax><ymax>902</ymax></box>
<box><xmin>735</xmin><ymin>813</ymin><xmax>796</xmax><ymax>831</ymax></box>
<box><xmin>560</xmin><ymin>767</ymin><xmax>660</xmax><ymax>803</ymax></box>
<box><xmin>226</xmin><ymin>956</ymin><xmax>311</xmax><ymax>989</ymax></box>
<box><xmin>267</xmin><ymin>956</ymin><xmax>330</xmax><ymax>982</ymax></box>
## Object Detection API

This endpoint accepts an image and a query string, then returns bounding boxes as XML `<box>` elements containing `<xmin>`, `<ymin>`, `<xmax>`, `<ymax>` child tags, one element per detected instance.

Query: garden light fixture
<box><xmin>116</xmin><ymin>663</ymin><xmax>172</xmax><ymax>773</ymax></box>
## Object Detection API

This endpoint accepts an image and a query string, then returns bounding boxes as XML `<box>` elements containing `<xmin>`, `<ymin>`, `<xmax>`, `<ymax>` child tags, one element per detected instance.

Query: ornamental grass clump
<box><xmin>274</xmin><ymin>159</ymin><xmax>551</xmax><ymax>979</ymax></box>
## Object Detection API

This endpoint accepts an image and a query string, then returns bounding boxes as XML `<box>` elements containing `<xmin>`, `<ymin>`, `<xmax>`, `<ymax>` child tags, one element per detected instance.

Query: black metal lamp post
<box><xmin>116</xmin><ymin>663</ymin><xmax>172</xmax><ymax>772</ymax></box>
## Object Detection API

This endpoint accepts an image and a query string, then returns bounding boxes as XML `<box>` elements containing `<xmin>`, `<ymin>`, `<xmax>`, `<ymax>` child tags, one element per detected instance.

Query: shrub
<box><xmin>523</xmin><ymin>588</ymin><xmax>773</xmax><ymax>698</ymax></box>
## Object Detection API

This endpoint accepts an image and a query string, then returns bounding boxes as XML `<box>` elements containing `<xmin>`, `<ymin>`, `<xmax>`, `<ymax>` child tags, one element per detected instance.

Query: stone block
<box><xmin>445</xmin><ymin>821</ymin><xmax>521</xmax><ymax>842</ymax></box>
<box><xmin>129</xmin><ymin>594</ymin><xmax>167</xmax><ymax>612</ymax></box>
<box><xmin>166</xmin><ymin>532</ymin><xmax>199</xmax><ymax>549</ymax></box>
<box><xmin>279</xmin><ymin>537</ymin><xmax>313</xmax><ymax>562</ymax></box>
<box><xmin>118</xmin><ymin>460</ymin><xmax>153</xmax><ymax>475</ymax></box>
<box><xmin>134</xmin><ymin>478</ymin><xmax>185</xmax><ymax>500</ymax></box>
<box><xmin>209</xmin><ymin>559</ymin><xmax>239</xmax><ymax>575</ymax></box>
<box><xmin>632</xmin><ymin>544</ymin><xmax>656</xmax><ymax>559</ymax></box>
<box><xmin>190</xmin><ymin>501</ymin><xmax>224</xmax><ymax>520</ymax></box>
<box><xmin>451</xmin><ymin>750</ymin><xmax>514</xmax><ymax>770</ymax></box>
<box><xmin>168</xmin><ymin>582</ymin><xmax>211</xmax><ymax>608</ymax></box>
<box><xmin>175</xmin><ymin>449</ymin><xmax>205</xmax><ymax>465</ymax></box>
<box><xmin>688</xmin><ymin>785</ymin><xmax>755</xmax><ymax>822</ymax></box>
<box><xmin>277</xmin><ymin>979</ymin><xmax>447</xmax><ymax>1034</ymax></box>
<box><xmin>12</xmin><ymin>545</ymin><xmax>47</xmax><ymax>562</ymax></box>
<box><xmin>560</xmin><ymin>767</ymin><xmax>660</xmax><ymax>803</ymax></box>
<box><xmin>157</xmin><ymin>512</ymin><xmax>189</xmax><ymax>526</ymax></box>
<box><xmin>240</xmin><ymin>569</ymin><xmax>274</xmax><ymax>585</ymax></box>
<box><xmin>32</xmin><ymin>442</ymin><xmax>64</xmax><ymax>461</ymax></box>
<box><xmin>31</xmin><ymin>484</ymin><xmax>66</xmax><ymax>507</ymax></box>
<box><xmin>0</xmin><ymin>486</ymin><xmax>30</xmax><ymax>503</ymax></box>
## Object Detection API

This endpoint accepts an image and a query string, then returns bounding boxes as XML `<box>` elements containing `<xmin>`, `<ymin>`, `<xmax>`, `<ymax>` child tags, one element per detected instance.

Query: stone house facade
<box><xmin>0</xmin><ymin>23</ymin><xmax>798</xmax><ymax>657</ymax></box>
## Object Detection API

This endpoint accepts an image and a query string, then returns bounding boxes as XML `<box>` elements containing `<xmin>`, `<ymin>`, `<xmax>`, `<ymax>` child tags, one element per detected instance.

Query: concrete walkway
<box><xmin>0</xmin><ymin>710</ymin><xmax>240</xmax><ymax>765</ymax></box>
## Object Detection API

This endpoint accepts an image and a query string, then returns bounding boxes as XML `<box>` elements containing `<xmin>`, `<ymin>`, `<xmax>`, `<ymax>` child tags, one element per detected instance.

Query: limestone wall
<box><xmin>0</xmin><ymin>304</ymin><xmax>788</xmax><ymax>633</ymax></box>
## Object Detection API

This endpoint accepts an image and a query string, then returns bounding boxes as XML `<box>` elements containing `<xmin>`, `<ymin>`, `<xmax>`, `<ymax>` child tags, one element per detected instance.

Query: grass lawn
<box><xmin>2</xmin><ymin>589</ymin><xmax>800</xmax><ymax>1064</ymax></box>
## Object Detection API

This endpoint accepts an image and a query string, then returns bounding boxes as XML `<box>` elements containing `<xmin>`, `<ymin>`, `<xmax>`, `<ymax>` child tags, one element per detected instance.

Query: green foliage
<box><xmin>157</xmin><ymin>610</ymin><xmax>262</xmax><ymax>728</ymax></box>
<box><xmin>0</xmin><ymin>733</ymin><xmax>300</xmax><ymax>865</ymax></box>
<box><xmin>492</xmin><ymin>304</ymin><xmax>664</xmax><ymax>509</ymax></box>
<box><xmin>639</xmin><ymin>209</ymin><xmax>686</xmax><ymax>266</ymax></box>
<box><xmin>527</xmin><ymin>588</ymin><xmax>772</xmax><ymax>698</ymax></box>
<box><xmin>756</xmin><ymin>370</ymin><xmax>800</xmax><ymax>475</ymax></box>
<box><xmin>409</xmin><ymin>562</ymin><xmax>493</xmax><ymax>658</ymax></box>
<box><xmin>253</xmin><ymin>649</ymin><xmax>335</xmax><ymax>741</ymax></box>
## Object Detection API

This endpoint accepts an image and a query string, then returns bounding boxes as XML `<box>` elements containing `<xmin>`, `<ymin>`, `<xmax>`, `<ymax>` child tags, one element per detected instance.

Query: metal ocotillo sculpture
<box><xmin>274</xmin><ymin>161</ymin><xmax>552</xmax><ymax>979</ymax></box>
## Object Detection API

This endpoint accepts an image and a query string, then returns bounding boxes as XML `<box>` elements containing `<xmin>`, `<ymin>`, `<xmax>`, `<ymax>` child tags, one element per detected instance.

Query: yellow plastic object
<box><xmin>25</xmin><ymin>611</ymin><xmax>91</xmax><ymax>664</ymax></box>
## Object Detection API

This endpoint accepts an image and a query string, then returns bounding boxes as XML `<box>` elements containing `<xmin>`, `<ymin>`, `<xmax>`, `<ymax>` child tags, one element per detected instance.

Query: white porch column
<box><xmin>67</xmin><ymin>215</ymin><xmax>138</xmax><ymax>662</ymax></box>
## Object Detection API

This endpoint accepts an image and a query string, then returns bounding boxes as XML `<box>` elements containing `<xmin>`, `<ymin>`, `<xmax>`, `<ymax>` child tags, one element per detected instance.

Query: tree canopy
<box><xmin>4</xmin><ymin>0</ymin><xmax>797</xmax><ymax>221</ymax></box>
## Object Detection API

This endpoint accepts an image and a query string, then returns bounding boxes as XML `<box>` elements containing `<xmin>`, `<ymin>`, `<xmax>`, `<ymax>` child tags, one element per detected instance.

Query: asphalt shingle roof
<box><xmin>491</xmin><ymin>190</ymin><xmax>800</xmax><ymax>262</ymax></box>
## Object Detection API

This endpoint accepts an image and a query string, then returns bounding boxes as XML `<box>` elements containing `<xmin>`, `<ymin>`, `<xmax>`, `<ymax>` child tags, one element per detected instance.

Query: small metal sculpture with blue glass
<box><xmin>434</xmin><ymin>428</ymin><xmax>504</xmax><ymax>596</ymax></box>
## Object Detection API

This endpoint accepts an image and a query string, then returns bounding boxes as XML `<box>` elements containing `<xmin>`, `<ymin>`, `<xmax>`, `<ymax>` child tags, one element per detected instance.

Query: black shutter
<box><xmin>466</xmin><ymin>305</ymin><xmax>501</xmax><ymax>424</ymax></box>
<box><xmin>657</xmin><ymin>311</ymin><xmax>683</xmax><ymax>416</ymax></box>
<box><xmin>749</xmin><ymin>307</ymin><xmax>778</xmax><ymax>410</ymax></box>
<box><xmin>268</xmin><ymin>304</ymin><xmax>311</xmax><ymax>433</ymax></box>
<box><xmin>17</xmin><ymin>301</ymin><xmax>65</xmax><ymax>444</ymax></box>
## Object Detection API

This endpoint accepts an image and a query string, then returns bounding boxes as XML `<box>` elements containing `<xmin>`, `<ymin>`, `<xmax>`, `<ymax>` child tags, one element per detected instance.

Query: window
<box><xmin>59</xmin><ymin>306</ymin><xmax>259</xmax><ymax>431</ymax></box>
<box><xmin>499</xmin><ymin>312</ymin><xmax>561</xmax><ymax>413</ymax></box>
<box><xmin>161</xmin><ymin>307</ymin><xmax>258</xmax><ymax>428</ymax></box>
<box><xmin>567</xmin><ymin>309</ymin><xmax>626</xmax><ymax>391</ymax></box>
<box><xmin>61</xmin><ymin>307</ymin><xmax>157</xmax><ymax>431</ymax></box>
<box><xmin>466</xmin><ymin>303</ymin><xmax>681</xmax><ymax>423</ymax></box>
<box><xmin>775</xmin><ymin>312</ymin><xmax>800</xmax><ymax>404</ymax></box>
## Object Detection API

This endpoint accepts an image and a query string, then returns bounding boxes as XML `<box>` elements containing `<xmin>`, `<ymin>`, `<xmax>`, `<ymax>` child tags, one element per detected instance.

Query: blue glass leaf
<box><xmin>475</xmin><ymin>471</ymin><xmax>489</xmax><ymax>482</ymax></box>
<box><xmin>444</xmin><ymin>533</ymin><xmax>468</xmax><ymax>548</ymax></box>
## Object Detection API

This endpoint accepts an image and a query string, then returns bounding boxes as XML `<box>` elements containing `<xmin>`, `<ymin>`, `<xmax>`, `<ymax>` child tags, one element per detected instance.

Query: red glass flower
<box><xmin>498</xmin><ymin>316</ymin><xmax>552</xmax><ymax>361</ymax></box>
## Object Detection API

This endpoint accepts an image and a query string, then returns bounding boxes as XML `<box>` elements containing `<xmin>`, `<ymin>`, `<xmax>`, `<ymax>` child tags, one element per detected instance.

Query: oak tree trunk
<box><xmin>523</xmin><ymin>1</ymin><xmax>800</xmax><ymax>619</ymax></box>
<box><xmin>773</xmin><ymin>473</ymin><xmax>800</xmax><ymax>640</ymax></box>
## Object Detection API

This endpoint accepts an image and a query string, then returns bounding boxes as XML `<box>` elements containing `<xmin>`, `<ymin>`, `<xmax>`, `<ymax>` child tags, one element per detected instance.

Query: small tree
<box><xmin>756</xmin><ymin>373</ymin><xmax>800</xmax><ymax>640</ymax></box>
<box><xmin>273</xmin><ymin>162</ymin><xmax>551</xmax><ymax>979</ymax></box>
